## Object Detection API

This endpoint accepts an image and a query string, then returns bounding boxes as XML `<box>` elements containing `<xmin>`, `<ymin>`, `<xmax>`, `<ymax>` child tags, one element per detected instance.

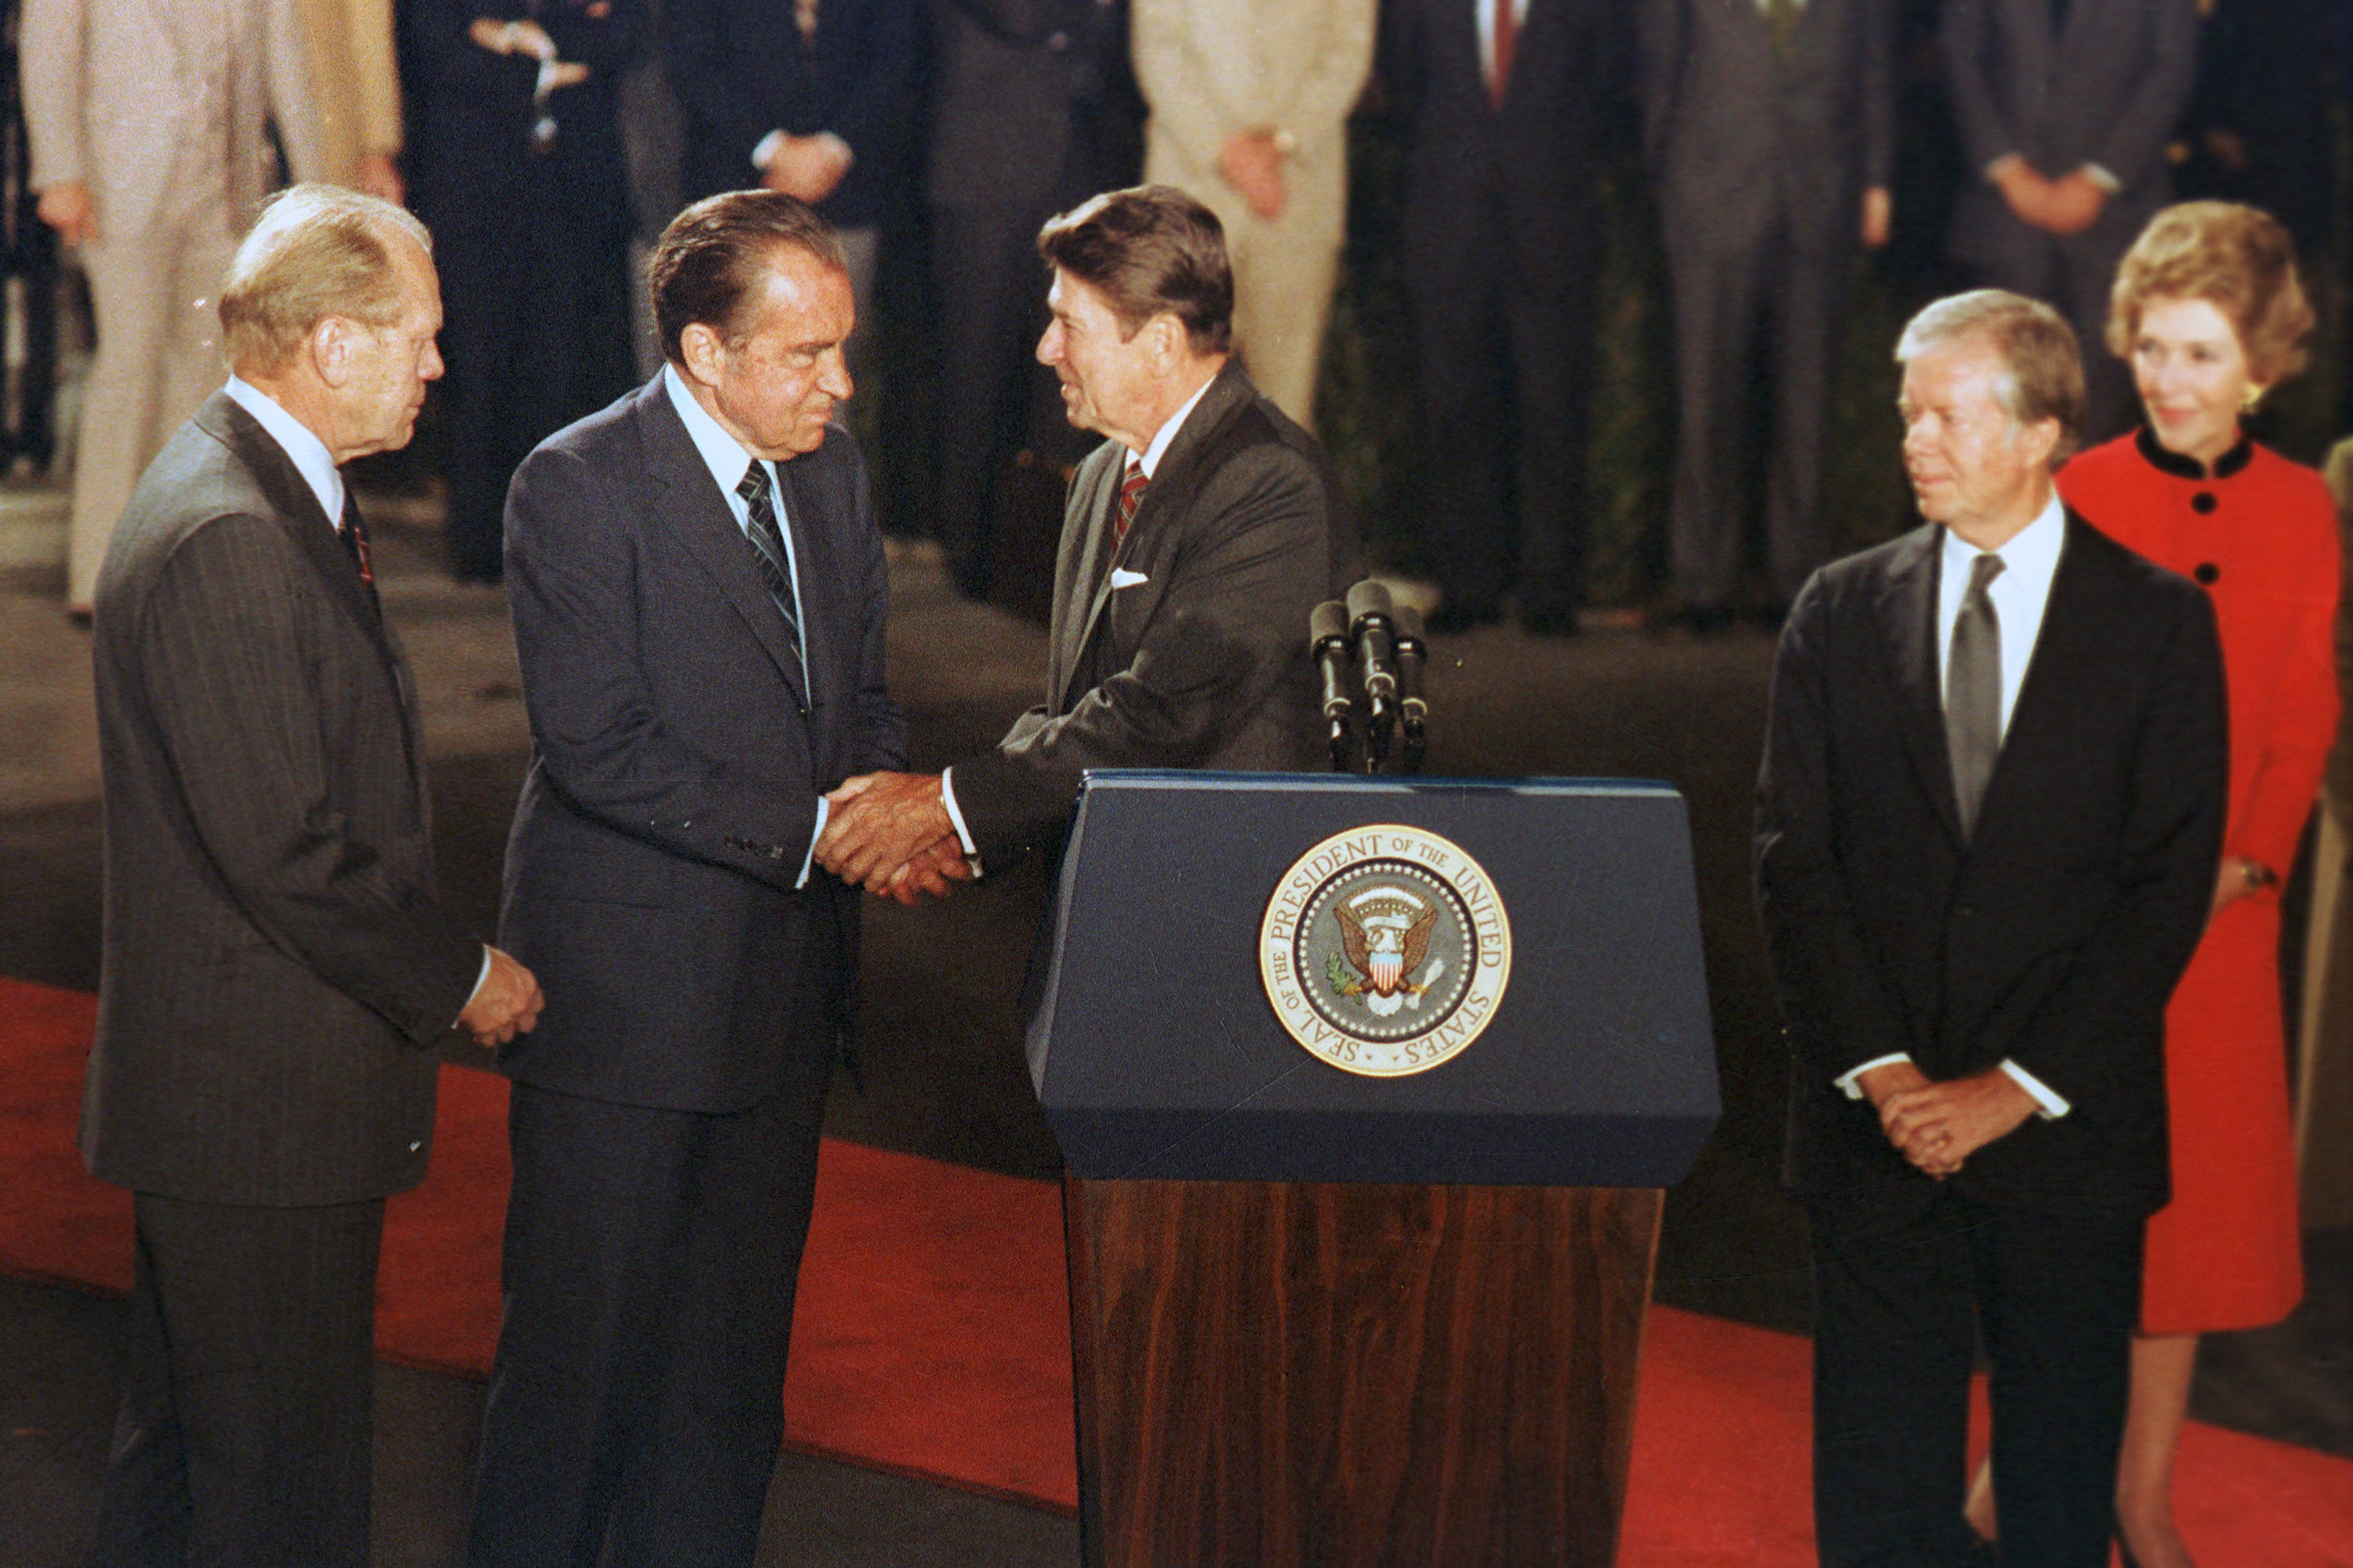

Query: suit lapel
<box><xmin>636</xmin><ymin>379</ymin><xmax>811</xmax><ymax>713</ymax></box>
<box><xmin>1874</xmin><ymin>525</ymin><xmax>1966</xmax><ymax>847</ymax></box>
<box><xmin>1055</xmin><ymin>366</ymin><xmax>1256</xmax><ymax>710</ymax></box>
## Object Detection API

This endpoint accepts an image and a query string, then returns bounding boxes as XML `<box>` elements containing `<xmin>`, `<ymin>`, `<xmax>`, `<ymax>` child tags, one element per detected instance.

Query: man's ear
<box><xmin>1147</xmin><ymin>312</ymin><xmax>1186</xmax><ymax>372</ymax></box>
<box><xmin>678</xmin><ymin>322</ymin><xmax>726</xmax><ymax>390</ymax></box>
<box><xmin>2025</xmin><ymin>416</ymin><xmax>2063</xmax><ymax>471</ymax></box>
<box><xmin>310</xmin><ymin>316</ymin><xmax>354</xmax><ymax>389</ymax></box>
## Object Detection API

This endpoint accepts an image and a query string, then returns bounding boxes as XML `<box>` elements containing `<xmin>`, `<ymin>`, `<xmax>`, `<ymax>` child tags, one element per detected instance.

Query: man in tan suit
<box><xmin>21</xmin><ymin>0</ymin><xmax>324</xmax><ymax>618</ymax></box>
<box><xmin>297</xmin><ymin>0</ymin><xmax>407</xmax><ymax>200</ymax></box>
<box><xmin>1133</xmin><ymin>0</ymin><xmax>1374</xmax><ymax>425</ymax></box>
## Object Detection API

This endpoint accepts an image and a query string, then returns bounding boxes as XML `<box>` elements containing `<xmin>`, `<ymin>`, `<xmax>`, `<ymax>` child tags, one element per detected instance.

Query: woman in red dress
<box><xmin>1968</xmin><ymin>202</ymin><xmax>2337</xmax><ymax>1567</ymax></box>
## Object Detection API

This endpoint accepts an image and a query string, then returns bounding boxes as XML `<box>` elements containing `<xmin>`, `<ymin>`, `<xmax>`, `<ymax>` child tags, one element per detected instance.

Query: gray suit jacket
<box><xmin>1640</xmin><ymin>0</ymin><xmax>1894</xmax><ymax>257</ymax></box>
<box><xmin>951</xmin><ymin>363</ymin><xmax>1362</xmax><ymax>862</ymax></box>
<box><xmin>496</xmin><ymin>375</ymin><xmax>906</xmax><ymax>1113</ymax></box>
<box><xmin>1942</xmin><ymin>0</ymin><xmax>2198</xmax><ymax>268</ymax></box>
<box><xmin>87</xmin><ymin>392</ymin><xmax>482</xmax><ymax>1206</ymax></box>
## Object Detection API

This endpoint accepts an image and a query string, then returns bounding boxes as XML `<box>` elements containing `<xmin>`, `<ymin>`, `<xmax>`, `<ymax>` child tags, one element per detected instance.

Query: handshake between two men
<box><xmin>816</xmin><ymin>771</ymin><xmax>974</xmax><ymax>905</ymax></box>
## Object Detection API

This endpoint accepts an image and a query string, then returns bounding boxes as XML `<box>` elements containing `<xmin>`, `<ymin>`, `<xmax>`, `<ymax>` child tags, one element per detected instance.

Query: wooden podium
<box><xmin>1027</xmin><ymin>775</ymin><xmax>1720</xmax><ymax>1567</ymax></box>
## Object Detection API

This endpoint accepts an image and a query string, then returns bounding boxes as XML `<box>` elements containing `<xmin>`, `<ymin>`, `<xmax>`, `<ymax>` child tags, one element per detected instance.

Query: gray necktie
<box><xmin>1946</xmin><ymin>552</ymin><xmax>2005</xmax><ymax>839</ymax></box>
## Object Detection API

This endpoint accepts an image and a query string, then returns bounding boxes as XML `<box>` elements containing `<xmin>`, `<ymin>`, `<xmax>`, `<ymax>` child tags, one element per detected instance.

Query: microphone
<box><xmin>1393</xmin><ymin>604</ymin><xmax>1428</xmax><ymax>775</ymax></box>
<box><xmin>1310</xmin><ymin>599</ymin><xmax>1357</xmax><ymax>773</ymax></box>
<box><xmin>1346</xmin><ymin>579</ymin><xmax>1398</xmax><ymax>766</ymax></box>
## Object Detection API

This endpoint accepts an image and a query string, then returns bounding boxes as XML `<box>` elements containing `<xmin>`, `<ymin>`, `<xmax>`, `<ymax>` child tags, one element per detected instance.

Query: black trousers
<box><xmin>1405</xmin><ymin>184</ymin><xmax>1599</xmax><ymax>622</ymax></box>
<box><xmin>1809</xmin><ymin>1184</ymin><xmax>2144</xmax><ymax>1568</ymax></box>
<box><xmin>467</xmin><ymin>1066</ymin><xmax>829</xmax><ymax>1568</ymax></box>
<box><xmin>97</xmin><ymin>1192</ymin><xmax>385</xmax><ymax>1568</ymax></box>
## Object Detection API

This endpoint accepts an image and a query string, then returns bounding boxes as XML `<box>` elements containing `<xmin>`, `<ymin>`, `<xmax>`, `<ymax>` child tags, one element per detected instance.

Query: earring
<box><xmin>2242</xmin><ymin>384</ymin><xmax>2266</xmax><ymax>415</ymax></box>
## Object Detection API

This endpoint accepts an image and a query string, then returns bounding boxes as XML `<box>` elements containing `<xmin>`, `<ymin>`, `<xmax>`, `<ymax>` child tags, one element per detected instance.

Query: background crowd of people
<box><xmin>3</xmin><ymin>0</ymin><xmax>2350</xmax><ymax>630</ymax></box>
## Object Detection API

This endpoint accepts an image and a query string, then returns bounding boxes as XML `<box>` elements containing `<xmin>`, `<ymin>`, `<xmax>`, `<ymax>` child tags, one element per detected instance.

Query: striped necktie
<box><xmin>337</xmin><ymin>491</ymin><xmax>378</xmax><ymax>608</ymax></box>
<box><xmin>735</xmin><ymin>463</ymin><xmax>808</xmax><ymax>688</ymax></box>
<box><xmin>1113</xmin><ymin>456</ymin><xmax>1149</xmax><ymax>550</ymax></box>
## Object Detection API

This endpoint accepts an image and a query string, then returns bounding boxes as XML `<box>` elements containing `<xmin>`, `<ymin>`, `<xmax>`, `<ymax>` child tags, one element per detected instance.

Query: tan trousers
<box><xmin>69</xmin><ymin>192</ymin><xmax>239</xmax><ymax>608</ymax></box>
<box><xmin>1146</xmin><ymin>143</ymin><xmax>1345</xmax><ymax>428</ymax></box>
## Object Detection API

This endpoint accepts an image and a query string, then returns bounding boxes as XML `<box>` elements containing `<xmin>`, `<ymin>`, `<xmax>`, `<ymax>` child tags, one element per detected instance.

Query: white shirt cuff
<box><xmin>797</xmin><ymin>797</ymin><xmax>827</xmax><ymax>890</ymax></box>
<box><xmin>1837</xmin><ymin>1053</ymin><xmax>1913</xmax><ymax>1098</ymax></box>
<box><xmin>939</xmin><ymin>766</ymin><xmax>980</xmax><ymax>857</ymax></box>
<box><xmin>753</xmin><ymin>128</ymin><xmax>786</xmax><ymax>171</ymax></box>
<box><xmin>454</xmin><ymin>944</ymin><xmax>494</xmax><ymax>1028</ymax></box>
<box><xmin>2082</xmin><ymin>163</ymin><xmax>2121</xmax><ymax>195</ymax></box>
<box><xmin>1998</xmin><ymin>1059</ymin><xmax>2071</xmax><ymax>1118</ymax></box>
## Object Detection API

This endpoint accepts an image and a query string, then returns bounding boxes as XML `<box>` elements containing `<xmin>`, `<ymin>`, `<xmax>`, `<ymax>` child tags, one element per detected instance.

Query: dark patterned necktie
<box><xmin>337</xmin><ymin>491</ymin><xmax>378</xmax><ymax>607</ymax></box>
<box><xmin>1489</xmin><ymin>0</ymin><xmax>1517</xmax><ymax>107</ymax></box>
<box><xmin>735</xmin><ymin>463</ymin><xmax>808</xmax><ymax>687</ymax></box>
<box><xmin>1946</xmin><ymin>552</ymin><xmax>2005</xmax><ymax>839</ymax></box>
<box><xmin>1113</xmin><ymin>456</ymin><xmax>1149</xmax><ymax>550</ymax></box>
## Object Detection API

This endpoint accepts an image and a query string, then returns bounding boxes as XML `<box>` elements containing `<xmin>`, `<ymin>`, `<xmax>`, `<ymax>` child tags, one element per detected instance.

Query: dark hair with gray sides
<box><xmin>1896</xmin><ymin>289</ymin><xmax>2085</xmax><ymax>467</ymax></box>
<box><xmin>649</xmin><ymin>190</ymin><xmax>848</xmax><ymax>367</ymax></box>
<box><xmin>1037</xmin><ymin>185</ymin><xmax>1233</xmax><ymax>355</ymax></box>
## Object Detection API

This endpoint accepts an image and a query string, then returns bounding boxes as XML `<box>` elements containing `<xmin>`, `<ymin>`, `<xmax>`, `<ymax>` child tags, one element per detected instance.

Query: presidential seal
<box><xmin>1258</xmin><ymin>825</ymin><xmax>1511</xmax><ymax>1077</ymax></box>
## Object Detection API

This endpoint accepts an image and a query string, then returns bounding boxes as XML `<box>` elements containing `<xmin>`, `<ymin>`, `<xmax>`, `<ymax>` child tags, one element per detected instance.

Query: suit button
<box><xmin>2192</xmin><ymin>492</ymin><xmax>2217</xmax><ymax>515</ymax></box>
<box><xmin>2194</xmin><ymin>562</ymin><xmax>2219</xmax><ymax>585</ymax></box>
<box><xmin>1957</xmin><ymin>903</ymin><xmax>1975</xmax><ymax>919</ymax></box>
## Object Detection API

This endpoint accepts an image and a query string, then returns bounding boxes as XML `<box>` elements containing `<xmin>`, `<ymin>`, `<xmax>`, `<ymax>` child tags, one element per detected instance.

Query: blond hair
<box><xmin>2107</xmin><ymin>201</ymin><xmax>2313</xmax><ymax>385</ymax></box>
<box><xmin>218</xmin><ymin>185</ymin><xmax>432</xmax><ymax>375</ymax></box>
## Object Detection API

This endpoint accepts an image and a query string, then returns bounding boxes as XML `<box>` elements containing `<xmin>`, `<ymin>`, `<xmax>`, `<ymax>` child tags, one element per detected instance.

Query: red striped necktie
<box><xmin>1114</xmin><ymin>456</ymin><xmax>1149</xmax><ymax>549</ymax></box>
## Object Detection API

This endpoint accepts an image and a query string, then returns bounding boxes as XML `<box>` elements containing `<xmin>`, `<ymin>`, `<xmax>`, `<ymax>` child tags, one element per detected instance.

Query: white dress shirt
<box><xmin>939</xmin><ymin>373</ymin><xmax>1219</xmax><ymax>857</ymax></box>
<box><xmin>1838</xmin><ymin>491</ymin><xmax>2072</xmax><ymax>1118</ymax></box>
<box><xmin>662</xmin><ymin>363</ymin><xmax>825</xmax><ymax>888</ymax></box>
<box><xmin>222</xmin><ymin>375</ymin><xmax>497</xmax><ymax>1012</ymax></box>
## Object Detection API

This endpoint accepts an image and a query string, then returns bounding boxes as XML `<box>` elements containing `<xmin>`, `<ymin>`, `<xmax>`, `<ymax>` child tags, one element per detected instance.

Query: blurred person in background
<box><xmin>1382</xmin><ymin>0</ymin><xmax>1624</xmax><ymax>635</ymax></box>
<box><xmin>298</xmin><ymin>0</ymin><xmax>409</xmax><ymax>201</ymax></box>
<box><xmin>1940</xmin><ymin>0</ymin><xmax>2199</xmax><ymax>443</ymax></box>
<box><xmin>665</xmin><ymin>0</ymin><xmax>922</xmax><ymax>413</ymax></box>
<box><xmin>405</xmin><ymin>0</ymin><xmax>643</xmax><ymax>584</ymax></box>
<box><xmin>21</xmin><ymin>0</ymin><xmax>325</xmax><ymax>621</ymax></box>
<box><xmin>1966</xmin><ymin>200</ymin><xmax>2332</xmax><ymax>1568</ymax></box>
<box><xmin>1640</xmin><ymin>0</ymin><xmax>1896</xmax><ymax>635</ymax></box>
<box><xmin>1132</xmin><ymin>0</ymin><xmax>1375</xmax><ymax>427</ymax></box>
<box><xmin>927</xmin><ymin>0</ymin><xmax>1143</xmax><ymax>600</ymax></box>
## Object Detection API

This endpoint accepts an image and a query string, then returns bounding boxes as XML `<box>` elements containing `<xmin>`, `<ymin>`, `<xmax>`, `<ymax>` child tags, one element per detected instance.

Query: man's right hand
<box><xmin>459</xmin><ymin>946</ymin><xmax>544</xmax><ymax>1047</ymax></box>
<box><xmin>37</xmin><ymin>182</ymin><xmax>94</xmax><ymax>247</ymax></box>
<box><xmin>1989</xmin><ymin>157</ymin><xmax>2052</xmax><ymax>231</ymax></box>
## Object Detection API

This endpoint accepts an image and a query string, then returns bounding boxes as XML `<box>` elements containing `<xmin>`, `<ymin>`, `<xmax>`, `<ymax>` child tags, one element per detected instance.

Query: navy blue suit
<box><xmin>470</xmin><ymin>374</ymin><xmax>904</xmax><ymax>1565</ymax></box>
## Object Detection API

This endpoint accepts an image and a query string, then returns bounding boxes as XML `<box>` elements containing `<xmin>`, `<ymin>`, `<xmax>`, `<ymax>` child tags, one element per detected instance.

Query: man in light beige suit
<box><xmin>1133</xmin><ymin>0</ymin><xmax>1374</xmax><ymax>425</ymax></box>
<box><xmin>297</xmin><ymin>0</ymin><xmax>406</xmax><ymax>201</ymax></box>
<box><xmin>22</xmin><ymin>0</ymin><xmax>324</xmax><ymax>617</ymax></box>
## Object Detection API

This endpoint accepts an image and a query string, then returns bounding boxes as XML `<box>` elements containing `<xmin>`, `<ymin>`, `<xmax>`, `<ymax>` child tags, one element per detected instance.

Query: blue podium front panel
<box><xmin>1028</xmin><ymin>773</ymin><xmax>1720</xmax><ymax>1186</ymax></box>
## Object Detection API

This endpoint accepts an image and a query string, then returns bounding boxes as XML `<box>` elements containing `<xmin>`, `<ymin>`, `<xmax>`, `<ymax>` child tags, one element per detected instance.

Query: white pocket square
<box><xmin>1110</xmin><ymin>568</ymin><xmax>1149</xmax><ymax>589</ymax></box>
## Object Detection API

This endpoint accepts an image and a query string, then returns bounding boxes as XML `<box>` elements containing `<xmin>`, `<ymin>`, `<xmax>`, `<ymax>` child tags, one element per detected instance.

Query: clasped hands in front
<box><xmin>814</xmin><ymin>772</ymin><xmax>974</xmax><ymax>905</ymax></box>
<box><xmin>1855</xmin><ymin>1059</ymin><xmax>2037</xmax><ymax>1180</ymax></box>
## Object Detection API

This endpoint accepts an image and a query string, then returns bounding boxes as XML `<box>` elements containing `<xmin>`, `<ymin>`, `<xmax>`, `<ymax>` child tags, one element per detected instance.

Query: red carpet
<box><xmin>4</xmin><ymin>976</ymin><xmax>2350</xmax><ymax>1563</ymax></box>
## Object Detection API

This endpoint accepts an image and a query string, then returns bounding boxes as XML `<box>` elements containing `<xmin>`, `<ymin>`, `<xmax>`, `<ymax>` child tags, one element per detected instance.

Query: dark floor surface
<box><xmin>3</xmin><ymin>542</ymin><xmax>2347</xmax><ymax>1564</ymax></box>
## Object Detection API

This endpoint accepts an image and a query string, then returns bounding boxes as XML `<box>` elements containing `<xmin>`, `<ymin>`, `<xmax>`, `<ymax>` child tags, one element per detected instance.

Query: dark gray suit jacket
<box><xmin>950</xmin><ymin>363</ymin><xmax>1361</xmax><ymax>861</ymax></box>
<box><xmin>1756</xmin><ymin>515</ymin><xmax>2225</xmax><ymax>1218</ymax></box>
<box><xmin>1942</xmin><ymin>0</ymin><xmax>2199</xmax><ymax>270</ymax></box>
<box><xmin>1639</xmin><ymin>0</ymin><xmax>1894</xmax><ymax>257</ymax></box>
<box><xmin>496</xmin><ymin>374</ymin><xmax>905</xmax><ymax>1113</ymax></box>
<box><xmin>87</xmin><ymin>392</ymin><xmax>483</xmax><ymax>1206</ymax></box>
<box><xmin>926</xmin><ymin>0</ymin><xmax>1140</xmax><ymax>211</ymax></box>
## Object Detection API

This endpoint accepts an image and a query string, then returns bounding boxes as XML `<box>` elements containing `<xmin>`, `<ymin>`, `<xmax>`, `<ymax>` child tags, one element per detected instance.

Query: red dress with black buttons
<box><xmin>2058</xmin><ymin>429</ymin><xmax>2336</xmax><ymax>1333</ymax></box>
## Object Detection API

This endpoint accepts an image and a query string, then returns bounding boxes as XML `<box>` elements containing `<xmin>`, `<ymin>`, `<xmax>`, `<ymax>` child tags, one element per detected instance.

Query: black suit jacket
<box><xmin>926</xmin><ymin>0</ymin><xmax>1141</xmax><ymax>211</ymax></box>
<box><xmin>496</xmin><ymin>374</ymin><xmax>906</xmax><ymax>1112</ymax></box>
<box><xmin>1638</xmin><ymin>0</ymin><xmax>1894</xmax><ymax>257</ymax></box>
<box><xmin>1382</xmin><ymin>0</ymin><xmax>1625</xmax><ymax>286</ymax></box>
<box><xmin>665</xmin><ymin>0</ymin><xmax>922</xmax><ymax>228</ymax></box>
<box><xmin>405</xmin><ymin>0</ymin><xmax>643</xmax><ymax>238</ymax></box>
<box><xmin>87</xmin><ymin>394</ymin><xmax>484</xmax><ymax>1206</ymax></box>
<box><xmin>950</xmin><ymin>363</ymin><xmax>1361</xmax><ymax>861</ymax></box>
<box><xmin>1942</xmin><ymin>0</ymin><xmax>2198</xmax><ymax>269</ymax></box>
<box><xmin>1756</xmin><ymin>515</ymin><xmax>2225</xmax><ymax>1217</ymax></box>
